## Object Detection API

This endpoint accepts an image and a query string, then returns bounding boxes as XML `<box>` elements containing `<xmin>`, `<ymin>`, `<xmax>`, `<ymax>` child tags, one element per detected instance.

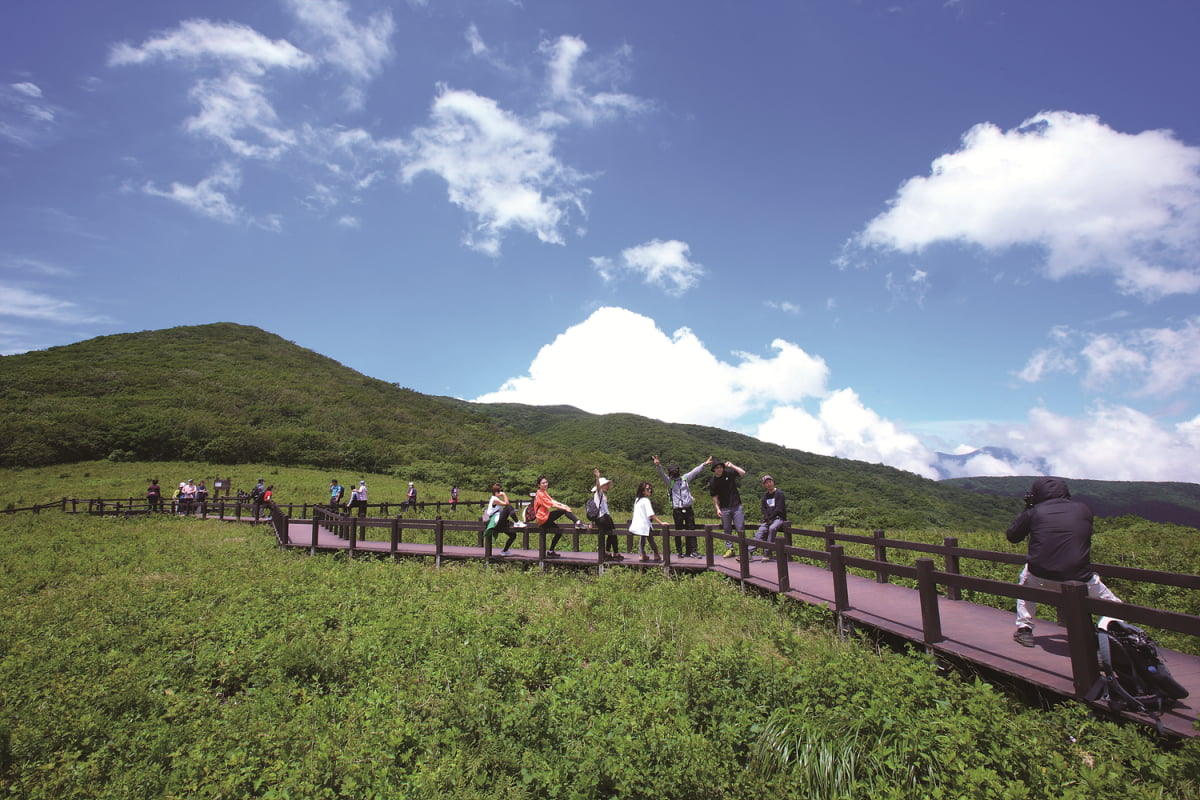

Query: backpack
<box><xmin>1087</xmin><ymin>620</ymin><xmax>1188</xmax><ymax>728</ymax></box>
<box><xmin>585</xmin><ymin>494</ymin><xmax>601</xmax><ymax>521</ymax></box>
<box><xmin>524</xmin><ymin>502</ymin><xmax>537</xmax><ymax>524</ymax></box>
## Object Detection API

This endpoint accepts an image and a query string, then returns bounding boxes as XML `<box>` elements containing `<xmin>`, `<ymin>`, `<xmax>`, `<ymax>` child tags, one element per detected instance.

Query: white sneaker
<box><xmin>575</xmin><ymin>520</ymin><xmax>588</xmax><ymax>529</ymax></box>
<box><xmin>512</xmin><ymin>521</ymin><xmax>526</xmax><ymax>528</ymax></box>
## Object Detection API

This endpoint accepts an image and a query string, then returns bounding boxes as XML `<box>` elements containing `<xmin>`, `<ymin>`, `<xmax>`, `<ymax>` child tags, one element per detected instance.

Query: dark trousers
<box><xmin>672</xmin><ymin>506</ymin><xmax>697</xmax><ymax>555</ymax></box>
<box><xmin>543</xmin><ymin>508</ymin><xmax>579</xmax><ymax>551</ymax></box>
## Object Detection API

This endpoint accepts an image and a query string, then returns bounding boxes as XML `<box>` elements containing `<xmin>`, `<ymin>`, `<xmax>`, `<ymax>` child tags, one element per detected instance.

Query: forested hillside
<box><xmin>4</xmin><ymin>322</ymin><xmax>1188</xmax><ymax>531</ymax></box>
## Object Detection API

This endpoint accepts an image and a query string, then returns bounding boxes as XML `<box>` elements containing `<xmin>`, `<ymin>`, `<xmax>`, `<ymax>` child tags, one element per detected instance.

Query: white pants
<box><xmin>1014</xmin><ymin>564</ymin><xmax>1121</xmax><ymax>631</ymax></box>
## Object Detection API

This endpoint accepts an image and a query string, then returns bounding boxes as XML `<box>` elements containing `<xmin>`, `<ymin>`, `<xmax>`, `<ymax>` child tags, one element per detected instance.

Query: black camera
<box><xmin>1023</xmin><ymin>492</ymin><xmax>1036</xmax><ymax>510</ymax></box>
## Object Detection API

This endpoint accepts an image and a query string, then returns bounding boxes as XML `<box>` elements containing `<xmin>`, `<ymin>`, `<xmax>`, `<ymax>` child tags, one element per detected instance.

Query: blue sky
<box><xmin>4</xmin><ymin>0</ymin><xmax>1200</xmax><ymax>483</ymax></box>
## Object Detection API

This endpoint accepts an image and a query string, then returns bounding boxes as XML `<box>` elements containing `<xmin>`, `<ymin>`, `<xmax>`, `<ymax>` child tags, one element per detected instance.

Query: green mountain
<box><xmin>2</xmin><ymin>321</ymin><xmax>1181</xmax><ymax>531</ymax></box>
<box><xmin>942</xmin><ymin>476</ymin><xmax>1200</xmax><ymax>530</ymax></box>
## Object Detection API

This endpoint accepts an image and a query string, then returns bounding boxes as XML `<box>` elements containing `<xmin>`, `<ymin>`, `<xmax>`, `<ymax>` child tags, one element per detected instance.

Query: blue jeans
<box><xmin>749</xmin><ymin>518</ymin><xmax>786</xmax><ymax>555</ymax></box>
<box><xmin>720</xmin><ymin>504</ymin><xmax>744</xmax><ymax>549</ymax></box>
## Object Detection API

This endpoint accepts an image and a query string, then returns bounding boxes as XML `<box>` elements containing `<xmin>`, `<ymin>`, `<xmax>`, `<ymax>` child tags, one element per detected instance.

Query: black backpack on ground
<box><xmin>1087</xmin><ymin>620</ymin><xmax>1188</xmax><ymax>730</ymax></box>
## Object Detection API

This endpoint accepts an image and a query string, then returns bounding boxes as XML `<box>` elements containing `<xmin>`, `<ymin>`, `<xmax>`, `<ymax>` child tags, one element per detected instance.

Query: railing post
<box><xmin>390</xmin><ymin>518</ymin><xmax>400</xmax><ymax>555</ymax></box>
<box><xmin>776</xmin><ymin>536</ymin><xmax>790</xmax><ymax>593</ymax></box>
<box><xmin>824</xmin><ymin>525</ymin><xmax>836</xmax><ymax>565</ymax></box>
<box><xmin>703</xmin><ymin>525</ymin><xmax>714</xmax><ymax>565</ymax></box>
<box><xmin>662</xmin><ymin>526</ymin><xmax>672</xmax><ymax>568</ymax></box>
<box><xmin>916</xmin><ymin>558</ymin><xmax>944</xmax><ymax>644</ymax></box>
<box><xmin>829</xmin><ymin>544</ymin><xmax>849</xmax><ymax>612</ymax></box>
<box><xmin>434</xmin><ymin>517</ymin><xmax>445</xmax><ymax>567</ymax></box>
<box><xmin>1062</xmin><ymin>581</ymin><xmax>1100</xmax><ymax>697</ymax></box>
<box><xmin>873</xmin><ymin>530</ymin><xmax>888</xmax><ymax>584</ymax></box>
<box><xmin>943</xmin><ymin>537</ymin><xmax>961</xmax><ymax>601</ymax></box>
<box><xmin>310</xmin><ymin>516</ymin><xmax>319</xmax><ymax>555</ymax></box>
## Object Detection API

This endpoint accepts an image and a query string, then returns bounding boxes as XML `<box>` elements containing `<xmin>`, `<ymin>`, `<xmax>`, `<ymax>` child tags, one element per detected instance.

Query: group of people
<box><xmin>144</xmin><ymin>477</ymin><xmax>272</xmax><ymax>518</ymax></box>
<box><xmin>477</xmin><ymin>455</ymin><xmax>790</xmax><ymax>563</ymax></box>
<box><xmin>327</xmin><ymin>479</ymin><xmax>418</xmax><ymax>517</ymax></box>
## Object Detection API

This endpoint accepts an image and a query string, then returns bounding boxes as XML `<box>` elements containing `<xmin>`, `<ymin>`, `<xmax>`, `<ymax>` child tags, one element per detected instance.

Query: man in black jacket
<box><xmin>1006</xmin><ymin>476</ymin><xmax>1120</xmax><ymax>647</ymax></box>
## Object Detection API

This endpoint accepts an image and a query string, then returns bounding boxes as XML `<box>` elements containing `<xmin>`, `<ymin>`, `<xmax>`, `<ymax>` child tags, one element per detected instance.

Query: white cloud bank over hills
<box><xmin>474</xmin><ymin>307</ymin><xmax>1200</xmax><ymax>483</ymax></box>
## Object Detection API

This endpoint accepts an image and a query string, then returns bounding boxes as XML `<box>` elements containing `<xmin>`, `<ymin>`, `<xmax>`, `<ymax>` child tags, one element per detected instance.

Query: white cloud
<box><xmin>856</xmin><ymin>111</ymin><xmax>1200</xmax><ymax>298</ymax></box>
<box><xmin>538</xmin><ymin>35</ymin><xmax>648</xmax><ymax>127</ymax></box>
<box><xmin>474</xmin><ymin>306</ymin><xmax>829</xmax><ymax>426</ymax></box>
<box><xmin>0</xmin><ymin>283</ymin><xmax>104</xmax><ymax>324</ymax></box>
<box><xmin>1018</xmin><ymin>318</ymin><xmax>1200</xmax><ymax>397</ymax></box>
<box><xmin>757</xmin><ymin>390</ymin><xmax>941</xmax><ymax>478</ymax></box>
<box><xmin>186</xmin><ymin>73</ymin><xmax>298</xmax><ymax>159</ymax></box>
<box><xmin>475</xmin><ymin>307</ymin><xmax>1200</xmax><ymax>482</ymax></box>
<box><xmin>284</xmin><ymin>0</ymin><xmax>393</xmax><ymax>109</ymax></box>
<box><xmin>108</xmin><ymin>19</ymin><xmax>313</xmax><ymax>74</ymax></box>
<box><xmin>142</xmin><ymin>162</ymin><xmax>245</xmax><ymax>224</ymax></box>
<box><xmin>0</xmin><ymin>80</ymin><xmax>61</xmax><ymax>147</ymax></box>
<box><xmin>996</xmin><ymin>405</ymin><xmax>1200</xmax><ymax>482</ymax></box>
<box><xmin>400</xmin><ymin>87</ymin><xmax>586</xmax><ymax>255</ymax></box>
<box><xmin>593</xmin><ymin>239</ymin><xmax>705</xmax><ymax>295</ymax></box>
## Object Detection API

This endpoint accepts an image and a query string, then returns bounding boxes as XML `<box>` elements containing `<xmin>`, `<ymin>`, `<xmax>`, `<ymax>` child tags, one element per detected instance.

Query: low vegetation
<box><xmin>2</xmin><ymin>512</ymin><xmax>1199</xmax><ymax>799</ymax></box>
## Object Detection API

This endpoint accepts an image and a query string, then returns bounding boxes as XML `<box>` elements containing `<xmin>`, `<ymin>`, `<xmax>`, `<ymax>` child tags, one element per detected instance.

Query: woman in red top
<box><xmin>533</xmin><ymin>475</ymin><xmax>586</xmax><ymax>557</ymax></box>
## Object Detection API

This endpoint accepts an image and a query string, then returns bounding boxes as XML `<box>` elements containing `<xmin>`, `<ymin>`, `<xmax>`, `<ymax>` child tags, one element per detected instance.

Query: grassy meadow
<box><xmin>2</xmin><ymin>466</ymin><xmax>1200</xmax><ymax>798</ymax></box>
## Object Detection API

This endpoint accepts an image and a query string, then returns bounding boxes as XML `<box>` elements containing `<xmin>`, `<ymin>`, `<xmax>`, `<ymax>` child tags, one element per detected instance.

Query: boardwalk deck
<box><xmin>279</xmin><ymin>518</ymin><xmax>1199</xmax><ymax>738</ymax></box>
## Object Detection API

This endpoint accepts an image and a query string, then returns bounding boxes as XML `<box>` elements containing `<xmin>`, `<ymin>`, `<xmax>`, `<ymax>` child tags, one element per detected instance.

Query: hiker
<box><xmin>653</xmin><ymin>455</ymin><xmax>711</xmax><ymax>558</ymax></box>
<box><xmin>486</xmin><ymin>483</ymin><xmax>526</xmax><ymax>556</ymax></box>
<box><xmin>404</xmin><ymin>482</ymin><xmax>417</xmax><ymax>512</ymax></box>
<box><xmin>251</xmin><ymin>479</ymin><xmax>266</xmax><ymax>520</ymax></box>
<box><xmin>329</xmin><ymin>479</ymin><xmax>345</xmax><ymax>512</ymax></box>
<box><xmin>532</xmin><ymin>475</ymin><xmax>586</xmax><ymax>558</ymax></box>
<box><xmin>591</xmin><ymin>469</ymin><xmax>621</xmax><ymax>560</ymax></box>
<box><xmin>1006</xmin><ymin>476</ymin><xmax>1121</xmax><ymax>648</ymax></box>
<box><xmin>630</xmin><ymin>482</ymin><xmax>665</xmax><ymax>561</ymax></box>
<box><xmin>146</xmin><ymin>479</ymin><xmax>162</xmax><ymax>513</ymax></box>
<box><xmin>348</xmin><ymin>480</ymin><xmax>367</xmax><ymax>517</ymax></box>
<box><xmin>709</xmin><ymin>460</ymin><xmax>746</xmax><ymax>558</ymax></box>
<box><xmin>749</xmin><ymin>474</ymin><xmax>787</xmax><ymax>561</ymax></box>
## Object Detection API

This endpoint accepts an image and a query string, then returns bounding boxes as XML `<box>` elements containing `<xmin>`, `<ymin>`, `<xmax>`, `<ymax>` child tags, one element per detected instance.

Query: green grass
<box><xmin>1</xmin><ymin>511</ymin><xmax>1199</xmax><ymax>799</ymax></box>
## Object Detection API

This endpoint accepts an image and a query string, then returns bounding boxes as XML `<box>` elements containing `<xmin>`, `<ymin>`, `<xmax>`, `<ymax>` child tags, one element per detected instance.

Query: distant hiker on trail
<box><xmin>486</xmin><ymin>482</ymin><xmax>525</xmax><ymax>556</ymax></box>
<box><xmin>710</xmin><ymin>460</ymin><xmax>746</xmax><ymax>558</ymax></box>
<box><xmin>146</xmin><ymin>479</ymin><xmax>162</xmax><ymax>513</ymax></box>
<box><xmin>1006</xmin><ymin>476</ymin><xmax>1121</xmax><ymax>648</ymax></box>
<box><xmin>630</xmin><ymin>482</ymin><xmax>665</xmax><ymax>562</ymax></box>
<box><xmin>532</xmin><ymin>475</ymin><xmax>586</xmax><ymax>558</ymax></box>
<box><xmin>329</xmin><ymin>479</ymin><xmax>345</xmax><ymax>512</ymax></box>
<box><xmin>591</xmin><ymin>469</ymin><xmax>620</xmax><ymax>560</ymax></box>
<box><xmin>748</xmin><ymin>475</ymin><xmax>787</xmax><ymax>561</ymax></box>
<box><xmin>180</xmin><ymin>479</ymin><xmax>197</xmax><ymax>515</ymax></box>
<box><xmin>195</xmin><ymin>480</ymin><xmax>209</xmax><ymax>516</ymax></box>
<box><xmin>450</xmin><ymin>485</ymin><xmax>458</xmax><ymax>508</ymax></box>
<box><xmin>653</xmin><ymin>455</ymin><xmax>711</xmax><ymax>559</ymax></box>
<box><xmin>251</xmin><ymin>479</ymin><xmax>266</xmax><ymax>520</ymax></box>
<box><xmin>404</xmin><ymin>482</ymin><xmax>418</xmax><ymax>512</ymax></box>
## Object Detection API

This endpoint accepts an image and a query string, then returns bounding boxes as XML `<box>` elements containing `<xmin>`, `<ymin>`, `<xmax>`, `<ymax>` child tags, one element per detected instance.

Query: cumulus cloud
<box><xmin>1018</xmin><ymin>318</ymin><xmax>1200</xmax><ymax>397</ymax></box>
<box><xmin>757</xmin><ymin>390</ymin><xmax>941</xmax><ymax>478</ymax></box>
<box><xmin>283</xmin><ymin>0</ymin><xmax>393</xmax><ymax>109</ymax></box>
<box><xmin>996</xmin><ymin>405</ymin><xmax>1200</xmax><ymax>482</ymax></box>
<box><xmin>474</xmin><ymin>306</ymin><xmax>829</xmax><ymax>426</ymax></box>
<box><xmin>474</xmin><ymin>307</ymin><xmax>1200</xmax><ymax>482</ymax></box>
<box><xmin>592</xmin><ymin>239</ymin><xmax>704</xmax><ymax>295</ymax></box>
<box><xmin>855</xmin><ymin>111</ymin><xmax>1200</xmax><ymax>298</ymax></box>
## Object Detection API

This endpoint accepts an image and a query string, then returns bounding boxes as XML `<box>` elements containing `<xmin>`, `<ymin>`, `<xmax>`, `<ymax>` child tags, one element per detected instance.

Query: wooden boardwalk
<box><xmin>275</xmin><ymin>516</ymin><xmax>1200</xmax><ymax>739</ymax></box>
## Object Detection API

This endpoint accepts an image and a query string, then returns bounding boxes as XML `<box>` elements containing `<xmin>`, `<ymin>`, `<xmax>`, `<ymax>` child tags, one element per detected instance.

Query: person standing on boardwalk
<box><xmin>532</xmin><ymin>475</ymin><xmax>586</xmax><ymax>558</ymax></box>
<box><xmin>1006</xmin><ymin>476</ymin><xmax>1121</xmax><ymax>648</ymax></box>
<box><xmin>329</xmin><ymin>479</ymin><xmax>345</xmax><ymax>512</ymax></box>
<box><xmin>709</xmin><ymin>460</ymin><xmax>746</xmax><ymax>558</ymax></box>
<box><xmin>251</xmin><ymin>478</ymin><xmax>266</xmax><ymax>520</ymax></box>
<box><xmin>653</xmin><ymin>455</ymin><xmax>711</xmax><ymax>559</ymax></box>
<box><xmin>630</xmin><ymin>482</ymin><xmax>665</xmax><ymax>561</ymax></box>
<box><xmin>405</xmin><ymin>482</ymin><xmax>418</xmax><ymax>512</ymax></box>
<box><xmin>749</xmin><ymin>475</ymin><xmax>787</xmax><ymax>561</ymax></box>
<box><xmin>487</xmin><ymin>482</ymin><xmax>526</xmax><ymax>556</ymax></box>
<box><xmin>592</xmin><ymin>469</ymin><xmax>621</xmax><ymax>560</ymax></box>
<box><xmin>195</xmin><ymin>480</ymin><xmax>209</xmax><ymax>516</ymax></box>
<box><xmin>450</xmin><ymin>485</ymin><xmax>458</xmax><ymax>509</ymax></box>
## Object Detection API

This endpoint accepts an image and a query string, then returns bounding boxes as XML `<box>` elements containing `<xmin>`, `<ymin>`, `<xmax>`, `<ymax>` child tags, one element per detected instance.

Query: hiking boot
<box><xmin>1013</xmin><ymin>627</ymin><xmax>1035</xmax><ymax>648</ymax></box>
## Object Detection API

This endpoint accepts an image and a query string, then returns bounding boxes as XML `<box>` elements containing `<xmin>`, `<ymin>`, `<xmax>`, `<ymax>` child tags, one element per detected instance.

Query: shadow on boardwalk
<box><xmin>262</xmin><ymin>508</ymin><xmax>1200</xmax><ymax>740</ymax></box>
